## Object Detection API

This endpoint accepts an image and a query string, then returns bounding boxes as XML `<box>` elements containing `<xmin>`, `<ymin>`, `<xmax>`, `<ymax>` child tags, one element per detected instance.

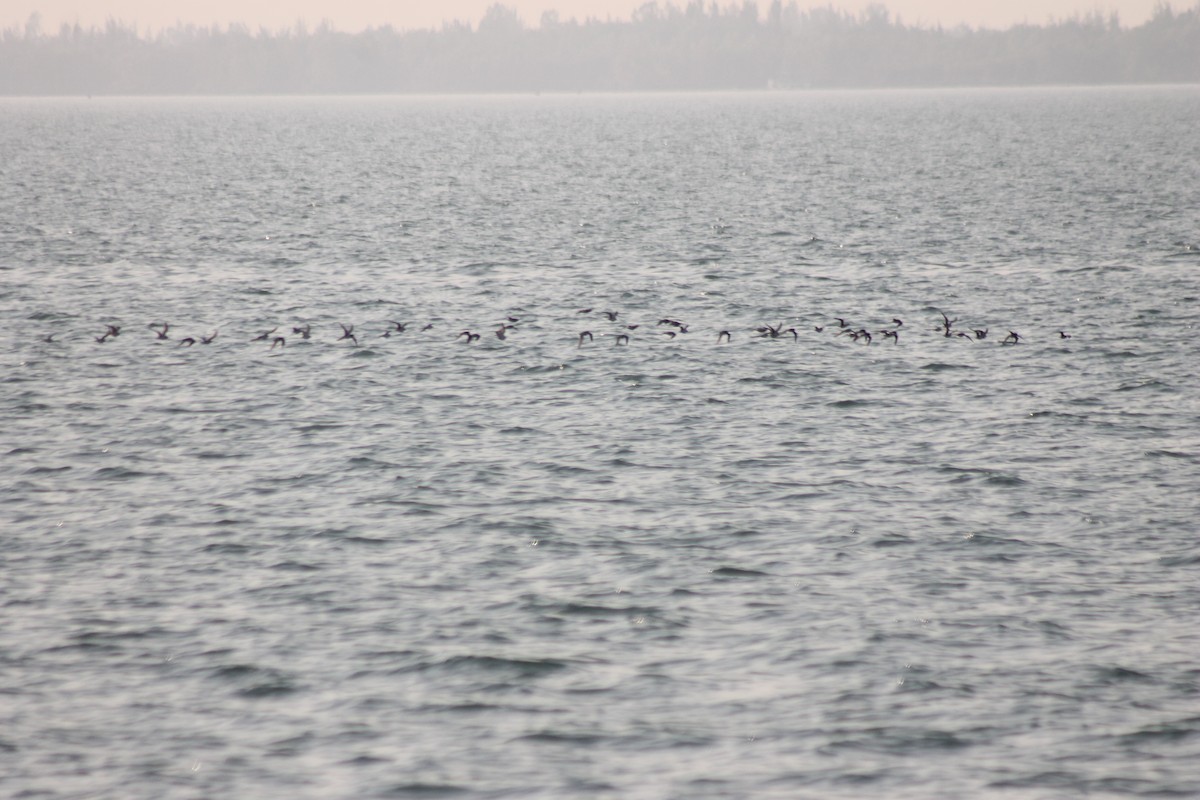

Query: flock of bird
<box><xmin>48</xmin><ymin>310</ymin><xmax>1071</xmax><ymax>350</ymax></box>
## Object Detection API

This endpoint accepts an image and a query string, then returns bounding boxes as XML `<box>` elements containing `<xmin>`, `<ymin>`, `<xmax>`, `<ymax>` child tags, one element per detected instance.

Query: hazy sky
<box><xmin>9</xmin><ymin>1</ymin><xmax>1175</xmax><ymax>35</ymax></box>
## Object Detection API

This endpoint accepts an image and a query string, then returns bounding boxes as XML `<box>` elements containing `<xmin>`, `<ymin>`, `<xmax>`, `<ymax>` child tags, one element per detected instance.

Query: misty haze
<box><xmin>2</xmin><ymin>1</ymin><xmax>1199</xmax><ymax>93</ymax></box>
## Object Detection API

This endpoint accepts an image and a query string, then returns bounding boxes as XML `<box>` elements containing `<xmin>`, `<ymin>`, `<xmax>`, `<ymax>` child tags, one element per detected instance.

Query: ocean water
<box><xmin>2</xmin><ymin>87</ymin><xmax>1200</xmax><ymax>799</ymax></box>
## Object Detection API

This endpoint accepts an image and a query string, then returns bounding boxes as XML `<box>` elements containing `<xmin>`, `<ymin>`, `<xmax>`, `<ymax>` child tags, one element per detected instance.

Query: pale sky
<box><xmin>7</xmin><ymin>0</ymin><xmax>1176</xmax><ymax>35</ymax></box>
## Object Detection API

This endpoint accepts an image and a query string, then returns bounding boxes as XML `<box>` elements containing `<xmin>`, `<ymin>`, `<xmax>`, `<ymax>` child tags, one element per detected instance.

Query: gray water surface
<box><xmin>3</xmin><ymin>87</ymin><xmax>1200</xmax><ymax>799</ymax></box>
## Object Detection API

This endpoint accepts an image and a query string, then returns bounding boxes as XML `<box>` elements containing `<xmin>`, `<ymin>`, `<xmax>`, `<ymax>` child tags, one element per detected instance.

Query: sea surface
<box><xmin>2</xmin><ymin>87</ymin><xmax>1200</xmax><ymax>799</ymax></box>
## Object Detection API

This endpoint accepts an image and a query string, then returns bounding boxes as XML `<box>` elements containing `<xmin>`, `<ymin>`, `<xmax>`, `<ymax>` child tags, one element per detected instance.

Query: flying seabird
<box><xmin>939</xmin><ymin>313</ymin><xmax>957</xmax><ymax>337</ymax></box>
<box><xmin>757</xmin><ymin>322</ymin><xmax>783</xmax><ymax>338</ymax></box>
<box><xmin>95</xmin><ymin>324</ymin><xmax>120</xmax><ymax>343</ymax></box>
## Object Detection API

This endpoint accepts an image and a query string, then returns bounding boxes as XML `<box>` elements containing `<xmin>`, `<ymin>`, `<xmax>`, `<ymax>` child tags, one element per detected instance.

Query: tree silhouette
<box><xmin>1</xmin><ymin>2</ymin><xmax>1197</xmax><ymax>94</ymax></box>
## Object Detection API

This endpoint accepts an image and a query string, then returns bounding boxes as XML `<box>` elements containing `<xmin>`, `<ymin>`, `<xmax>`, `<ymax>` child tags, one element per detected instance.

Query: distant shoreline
<box><xmin>3</xmin><ymin>4</ymin><xmax>1197</xmax><ymax>95</ymax></box>
<box><xmin>3</xmin><ymin>83</ymin><xmax>1200</xmax><ymax>99</ymax></box>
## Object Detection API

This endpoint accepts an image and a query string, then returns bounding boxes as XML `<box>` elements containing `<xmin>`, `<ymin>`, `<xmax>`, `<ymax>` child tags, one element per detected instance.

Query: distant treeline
<box><xmin>2</xmin><ymin>1</ymin><xmax>1199</xmax><ymax>94</ymax></box>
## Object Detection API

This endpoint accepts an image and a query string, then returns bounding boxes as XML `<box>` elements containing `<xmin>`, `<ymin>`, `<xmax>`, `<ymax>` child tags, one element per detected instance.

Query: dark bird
<box><xmin>626</xmin><ymin>324</ymin><xmax>640</xmax><ymax>330</ymax></box>
<box><xmin>338</xmin><ymin>324</ymin><xmax>358</xmax><ymax>345</ymax></box>
<box><xmin>955</xmin><ymin>331</ymin><xmax>975</xmax><ymax>341</ymax></box>
<box><xmin>42</xmin><ymin>333</ymin><xmax>56</xmax><ymax>343</ymax></box>
<box><xmin>882</xmin><ymin>329</ymin><xmax>899</xmax><ymax>344</ymax></box>
<box><xmin>269</xmin><ymin>336</ymin><xmax>286</xmax><ymax>350</ymax></box>
<box><xmin>973</xmin><ymin>328</ymin><xmax>989</xmax><ymax>340</ymax></box>
<box><xmin>578</xmin><ymin>331</ymin><xmax>593</xmax><ymax>346</ymax></box>
<box><xmin>578</xmin><ymin>308</ymin><xmax>593</xmax><ymax>314</ymax></box>
<box><xmin>253</xmin><ymin>327</ymin><xmax>278</xmax><ymax>342</ymax></box>
<box><xmin>495</xmin><ymin>324</ymin><xmax>515</xmax><ymax>340</ymax></box>
<box><xmin>852</xmin><ymin>329</ymin><xmax>872</xmax><ymax>345</ymax></box>
<box><xmin>661</xmin><ymin>331</ymin><xmax>677</xmax><ymax>339</ymax></box>
<box><xmin>760</xmin><ymin>323</ymin><xmax>797</xmax><ymax>340</ymax></box>
<box><xmin>292</xmin><ymin>324</ymin><xmax>311</xmax><ymax>339</ymax></box>
<box><xmin>1058</xmin><ymin>331</ymin><xmax>1071</xmax><ymax>339</ymax></box>
<box><xmin>614</xmin><ymin>334</ymin><xmax>629</xmax><ymax>346</ymax></box>
<box><xmin>602</xmin><ymin>311</ymin><xmax>619</xmax><ymax>321</ymax></box>
<box><xmin>892</xmin><ymin>318</ymin><xmax>904</xmax><ymax>327</ymax></box>
<box><xmin>178</xmin><ymin>337</ymin><xmax>196</xmax><ymax>347</ymax></box>
<box><xmin>149</xmin><ymin>322</ymin><xmax>169</xmax><ymax>340</ymax></box>
<box><xmin>95</xmin><ymin>324</ymin><xmax>120</xmax><ymax>343</ymax></box>
<box><xmin>1002</xmin><ymin>331</ymin><xmax>1022</xmax><ymax>344</ymax></box>
<box><xmin>507</xmin><ymin>316</ymin><xmax>520</xmax><ymax>323</ymax></box>
<box><xmin>421</xmin><ymin>323</ymin><xmax>435</xmax><ymax>332</ymax></box>
<box><xmin>834</xmin><ymin>317</ymin><xmax>848</xmax><ymax>328</ymax></box>
<box><xmin>457</xmin><ymin>331</ymin><xmax>481</xmax><ymax>343</ymax></box>
<box><xmin>717</xmin><ymin>330</ymin><xmax>731</xmax><ymax>343</ymax></box>
<box><xmin>381</xmin><ymin>321</ymin><xmax>406</xmax><ymax>337</ymax></box>
<box><xmin>757</xmin><ymin>322</ymin><xmax>782</xmax><ymax>338</ymax></box>
<box><xmin>201</xmin><ymin>331</ymin><xmax>218</xmax><ymax>344</ymax></box>
<box><xmin>939</xmin><ymin>312</ymin><xmax>957</xmax><ymax>337</ymax></box>
<box><xmin>813</xmin><ymin>326</ymin><xmax>825</xmax><ymax>333</ymax></box>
